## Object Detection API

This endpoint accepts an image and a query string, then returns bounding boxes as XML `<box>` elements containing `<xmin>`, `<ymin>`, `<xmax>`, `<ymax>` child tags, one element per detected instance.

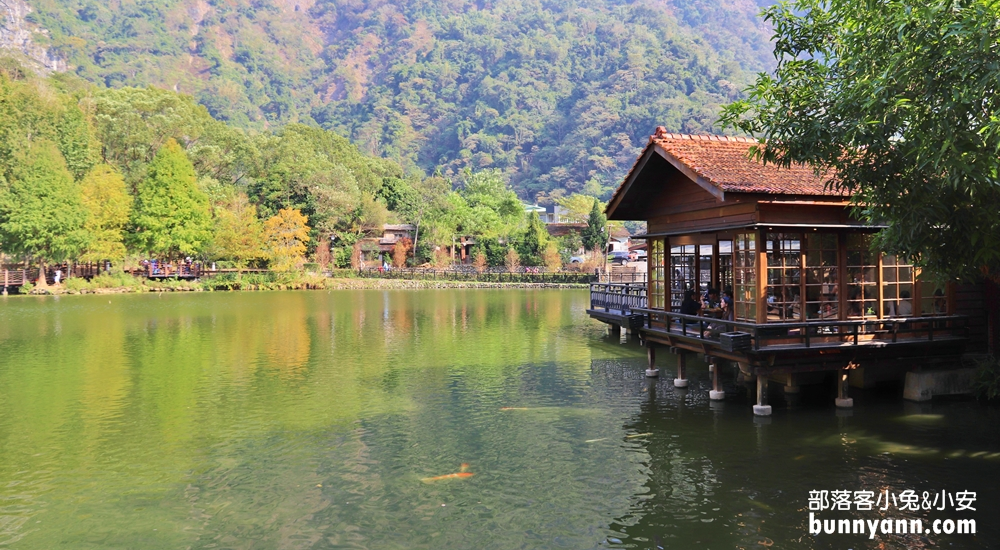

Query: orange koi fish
<box><xmin>421</xmin><ymin>463</ymin><xmax>475</xmax><ymax>483</ymax></box>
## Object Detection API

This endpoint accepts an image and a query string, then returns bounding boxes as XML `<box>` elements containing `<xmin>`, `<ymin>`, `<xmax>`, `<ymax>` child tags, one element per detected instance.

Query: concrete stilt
<box><xmin>709</xmin><ymin>358</ymin><xmax>724</xmax><ymax>400</ymax></box>
<box><xmin>645</xmin><ymin>343</ymin><xmax>659</xmax><ymax>378</ymax></box>
<box><xmin>835</xmin><ymin>368</ymin><xmax>854</xmax><ymax>408</ymax></box>
<box><xmin>674</xmin><ymin>352</ymin><xmax>688</xmax><ymax>388</ymax></box>
<box><xmin>753</xmin><ymin>375</ymin><xmax>772</xmax><ymax>416</ymax></box>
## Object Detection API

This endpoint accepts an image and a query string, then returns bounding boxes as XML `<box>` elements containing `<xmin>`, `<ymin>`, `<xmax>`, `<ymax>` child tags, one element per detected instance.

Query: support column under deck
<box><xmin>709</xmin><ymin>357</ymin><xmax>724</xmax><ymax>400</ymax></box>
<box><xmin>753</xmin><ymin>375</ymin><xmax>772</xmax><ymax>416</ymax></box>
<box><xmin>674</xmin><ymin>350</ymin><xmax>688</xmax><ymax>388</ymax></box>
<box><xmin>646</xmin><ymin>343</ymin><xmax>659</xmax><ymax>378</ymax></box>
<box><xmin>836</xmin><ymin>368</ymin><xmax>854</xmax><ymax>408</ymax></box>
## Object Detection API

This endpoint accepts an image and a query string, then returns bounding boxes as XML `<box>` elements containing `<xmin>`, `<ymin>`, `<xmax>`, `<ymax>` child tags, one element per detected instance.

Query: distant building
<box><xmin>379</xmin><ymin>224</ymin><xmax>417</xmax><ymax>254</ymax></box>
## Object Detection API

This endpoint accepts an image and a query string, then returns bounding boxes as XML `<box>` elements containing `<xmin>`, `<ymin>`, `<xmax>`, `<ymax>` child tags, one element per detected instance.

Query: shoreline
<box><xmin>11</xmin><ymin>277</ymin><xmax>589</xmax><ymax>296</ymax></box>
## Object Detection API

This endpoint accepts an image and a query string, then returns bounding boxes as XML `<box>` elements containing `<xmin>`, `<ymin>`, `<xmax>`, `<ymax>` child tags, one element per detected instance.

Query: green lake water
<box><xmin>0</xmin><ymin>290</ymin><xmax>997</xmax><ymax>549</ymax></box>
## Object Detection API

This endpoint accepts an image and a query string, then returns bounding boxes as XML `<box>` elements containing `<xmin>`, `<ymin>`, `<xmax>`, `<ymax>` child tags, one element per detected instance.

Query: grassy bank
<box><xmin>16</xmin><ymin>271</ymin><xmax>587</xmax><ymax>295</ymax></box>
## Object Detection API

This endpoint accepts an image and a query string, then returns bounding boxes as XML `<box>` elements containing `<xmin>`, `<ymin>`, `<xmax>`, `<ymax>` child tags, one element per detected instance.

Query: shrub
<box><xmin>972</xmin><ymin>355</ymin><xmax>1000</xmax><ymax>401</ymax></box>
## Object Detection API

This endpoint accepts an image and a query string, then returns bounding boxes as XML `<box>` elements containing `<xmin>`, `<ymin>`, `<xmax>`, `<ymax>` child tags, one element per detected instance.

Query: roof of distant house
<box><xmin>383</xmin><ymin>224</ymin><xmax>417</xmax><ymax>231</ymax></box>
<box><xmin>608</xmin><ymin>128</ymin><xmax>844</xmax><ymax>213</ymax></box>
<box><xmin>545</xmin><ymin>222</ymin><xmax>586</xmax><ymax>237</ymax></box>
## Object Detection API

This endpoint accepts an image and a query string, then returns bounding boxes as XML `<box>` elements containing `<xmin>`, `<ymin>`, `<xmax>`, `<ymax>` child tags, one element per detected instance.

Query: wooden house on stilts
<box><xmin>590</xmin><ymin>127</ymin><xmax>998</xmax><ymax>415</ymax></box>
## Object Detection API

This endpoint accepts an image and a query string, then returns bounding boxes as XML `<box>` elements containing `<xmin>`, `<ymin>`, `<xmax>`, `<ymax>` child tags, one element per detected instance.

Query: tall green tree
<box><xmin>131</xmin><ymin>139</ymin><xmax>212</xmax><ymax>257</ymax></box>
<box><xmin>581</xmin><ymin>199</ymin><xmax>607</xmax><ymax>252</ymax></box>
<box><xmin>80</xmin><ymin>164</ymin><xmax>131</xmax><ymax>262</ymax></box>
<box><xmin>0</xmin><ymin>140</ymin><xmax>89</xmax><ymax>271</ymax></box>
<box><xmin>517</xmin><ymin>212</ymin><xmax>549</xmax><ymax>266</ymax></box>
<box><xmin>721</xmin><ymin>0</ymin><xmax>1000</xmax><ymax>281</ymax></box>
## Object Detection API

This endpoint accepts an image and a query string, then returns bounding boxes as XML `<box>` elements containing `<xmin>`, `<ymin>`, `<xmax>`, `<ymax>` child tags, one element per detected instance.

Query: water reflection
<box><xmin>0</xmin><ymin>291</ymin><xmax>997</xmax><ymax>549</ymax></box>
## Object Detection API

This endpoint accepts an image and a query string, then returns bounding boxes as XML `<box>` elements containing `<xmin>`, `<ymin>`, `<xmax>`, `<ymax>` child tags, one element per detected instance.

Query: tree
<box><xmin>392</xmin><ymin>237</ymin><xmax>412</xmax><ymax>268</ymax></box>
<box><xmin>542</xmin><ymin>243</ymin><xmax>562</xmax><ymax>271</ymax></box>
<box><xmin>720</xmin><ymin>0</ymin><xmax>1000</xmax><ymax>281</ymax></box>
<box><xmin>555</xmin><ymin>193</ymin><xmax>601</xmax><ymax>223</ymax></box>
<box><xmin>264</xmin><ymin>208</ymin><xmax>310</xmax><ymax>271</ymax></box>
<box><xmin>517</xmin><ymin>211</ymin><xmax>549</xmax><ymax>266</ymax></box>
<box><xmin>581</xmin><ymin>198</ymin><xmax>607</xmax><ymax>252</ymax></box>
<box><xmin>213</xmin><ymin>193</ymin><xmax>267</xmax><ymax>272</ymax></box>
<box><xmin>80</xmin><ymin>164</ymin><xmax>130</xmax><ymax>263</ymax></box>
<box><xmin>131</xmin><ymin>139</ymin><xmax>213</xmax><ymax>257</ymax></box>
<box><xmin>0</xmin><ymin>140</ymin><xmax>88</xmax><ymax>282</ymax></box>
<box><xmin>504</xmin><ymin>247</ymin><xmax>521</xmax><ymax>273</ymax></box>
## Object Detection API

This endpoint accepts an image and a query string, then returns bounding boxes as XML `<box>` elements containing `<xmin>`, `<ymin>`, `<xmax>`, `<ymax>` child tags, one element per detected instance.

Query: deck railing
<box><xmin>590</xmin><ymin>282</ymin><xmax>648</xmax><ymax>314</ymax></box>
<box><xmin>632</xmin><ymin>308</ymin><xmax>969</xmax><ymax>351</ymax></box>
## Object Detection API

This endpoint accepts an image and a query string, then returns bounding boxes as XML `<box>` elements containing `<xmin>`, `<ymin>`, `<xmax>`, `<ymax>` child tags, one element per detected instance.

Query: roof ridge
<box><xmin>652</xmin><ymin>126</ymin><xmax>755</xmax><ymax>143</ymax></box>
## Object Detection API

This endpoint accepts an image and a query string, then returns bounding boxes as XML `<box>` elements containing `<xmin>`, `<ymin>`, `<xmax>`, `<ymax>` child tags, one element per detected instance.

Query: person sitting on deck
<box><xmin>721</xmin><ymin>288</ymin><xmax>734</xmax><ymax>321</ymax></box>
<box><xmin>680</xmin><ymin>290</ymin><xmax>701</xmax><ymax>316</ymax></box>
<box><xmin>703</xmin><ymin>287</ymin><xmax>721</xmax><ymax>310</ymax></box>
<box><xmin>896</xmin><ymin>290</ymin><xmax>913</xmax><ymax>316</ymax></box>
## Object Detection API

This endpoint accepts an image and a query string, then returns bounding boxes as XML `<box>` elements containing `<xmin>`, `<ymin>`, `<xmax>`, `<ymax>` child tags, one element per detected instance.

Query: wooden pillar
<box><xmin>674</xmin><ymin>351</ymin><xmax>688</xmax><ymax>387</ymax></box>
<box><xmin>609</xmin><ymin>323</ymin><xmax>621</xmax><ymax>338</ymax></box>
<box><xmin>836</xmin><ymin>368</ymin><xmax>854</xmax><ymax>408</ymax></box>
<box><xmin>756</xmin><ymin>230</ymin><xmax>768</xmax><ymax>324</ymax></box>
<box><xmin>709</xmin><ymin>357</ymin><xmax>724</xmax><ymax>400</ymax></box>
<box><xmin>646</xmin><ymin>343</ymin><xmax>658</xmax><ymax>377</ymax></box>
<box><xmin>753</xmin><ymin>374</ymin><xmax>772</xmax><ymax>416</ymax></box>
<box><xmin>783</xmin><ymin>373</ymin><xmax>800</xmax><ymax>394</ymax></box>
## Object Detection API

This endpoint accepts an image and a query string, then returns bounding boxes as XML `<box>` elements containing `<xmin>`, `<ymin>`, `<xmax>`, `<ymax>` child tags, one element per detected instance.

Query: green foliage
<box><xmin>581</xmin><ymin>199</ymin><xmax>607</xmax><ymax>251</ymax></box>
<box><xmin>721</xmin><ymin>0</ymin><xmax>1000</xmax><ymax>281</ymax></box>
<box><xmin>24</xmin><ymin>0</ymin><xmax>773</xmax><ymax>200</ymax></box>
<box><xmin>472</xmin><ymin>236</ymin><xmax>508</xmax><ymax>268</ymax></box>
<box><xmin>516</xmin><ymin>212</ymin><xmax>549</xmax><ymax>266</ymax></box>
<box><xmin>131</xmin><ymin>139</ymin><xmax>213</xmax><ymax>257</ymax></box>
<box><xmin>0</xmin><ymin>139</ymin><xmax>88</xmax><ymax>262</ymax></box>
<box><xmin>212</xmin><ymin>193</ymin><xmax>267</xmax><ymax>270</ymax></box>
<box><xmin>80</xmin><ymin>164</ymin><xmax>130</xmax><ymax>262</ymax></box>
<box><xmin>972</xmin><ymin>356</ymin><xmax>1000</xmax><ymax>401</ymax></box>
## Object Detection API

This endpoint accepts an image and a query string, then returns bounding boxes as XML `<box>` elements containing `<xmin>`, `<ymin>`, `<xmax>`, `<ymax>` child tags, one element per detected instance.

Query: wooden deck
<box><xmin>586</xmin><ymin>284</ymin><xmax>969</xmax><ymax>373</ymax></box>
<box><xmin>586</xmin><ymin>282</ymin><xmax>648</xmax><ymax>330</ymax></box>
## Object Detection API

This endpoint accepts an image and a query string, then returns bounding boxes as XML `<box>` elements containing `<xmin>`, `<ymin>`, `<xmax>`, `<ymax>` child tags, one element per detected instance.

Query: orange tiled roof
<box><xmin>627</xmin><ymin>128</ymin><xmax>844</xmax><ymax>197</ymax></box>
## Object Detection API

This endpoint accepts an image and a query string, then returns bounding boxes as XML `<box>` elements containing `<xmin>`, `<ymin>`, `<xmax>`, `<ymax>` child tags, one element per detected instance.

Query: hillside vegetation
<box><xmin>0</xmin><ymin>63</ymin><xmax>612</xmax><ymax>272</ymax></box>
<box><xmin>18</xmin><ymin>0</ymin><xmax>775</xmax><ymax>199</ymax></box>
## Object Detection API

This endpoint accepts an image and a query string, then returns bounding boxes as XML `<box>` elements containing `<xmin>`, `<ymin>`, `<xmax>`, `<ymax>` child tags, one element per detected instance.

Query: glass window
<box><xmin>804</xmin><ymin>233</ymin><xmax>839</xmax><ymax>320</ymax></box>
<box><xmin>882</xmin><ymin>254</ymin><xmax>915</xmax><ymax>317</ymax></box>
<box><xmin>919</xmin><ymin>279</ymin><xmax>948</xmax><ymax>316</ymax></box>
<box><xmin>765</xmin><ymin>233</ymin><xmax>802</xmax><ymax>321</ymax></box>
<box><xmin>733</xmin><ymin>233</ymin><xmax>756</xmax><ymax>322</ymax></box>
<box><xmin>846</xmin><ymin>234</ymin><xmax>878</xmax><ymax>319</ymax></box>
<box><xmin>649</xmin><ymin>239</ymin><xmax>665</xmax><ymax>309</ymax></box>
<box><xmin>698</xmin><ymin>244</ymin><xmax>714</xmax><ymax>295</ymax></box>
<box><xmin>718</xmin><ymin>240</ymin><xmax>733</xmax><ymax>294</ymax></box>
<box><xmin>670</xmin><ymin>244</ymin><xmax>696</xmax><ymax>311</ymax></box>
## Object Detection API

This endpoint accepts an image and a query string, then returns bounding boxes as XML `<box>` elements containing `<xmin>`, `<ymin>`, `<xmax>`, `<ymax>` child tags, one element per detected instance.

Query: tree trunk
<box><xmin>35</xmin><ymin>260</ymin><xmax>48</xmax><ymax>289</ymax></box>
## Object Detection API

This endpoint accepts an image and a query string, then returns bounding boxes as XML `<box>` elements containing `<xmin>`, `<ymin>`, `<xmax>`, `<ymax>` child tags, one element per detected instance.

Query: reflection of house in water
<box><xmin>589</xmin><ymin>128</ymin><xmax>998</xmax><ymax>414</ymax></box>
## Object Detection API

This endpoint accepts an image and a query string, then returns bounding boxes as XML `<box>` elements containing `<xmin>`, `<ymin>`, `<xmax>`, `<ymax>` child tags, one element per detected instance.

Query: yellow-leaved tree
<box><xmin>80</xmin><ymin>164</ymin><xmax>131</xmax><ymax>263</ymax></box>
<box><xmin>213</xmin><ymin>193</ymin><xmax>267</xmax><ymax>272</ymax></box>
<box><xmin>264</xmin><ymin>208</ymin><xmax>310</xmax><ymax>271</ymax></box>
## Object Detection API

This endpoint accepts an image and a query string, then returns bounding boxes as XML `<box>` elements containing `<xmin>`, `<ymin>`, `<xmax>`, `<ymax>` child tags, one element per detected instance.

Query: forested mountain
<box><xmin>5</xmin><ymin>0</ymin><xmax>776</xmax><ymax>199</ymax></box>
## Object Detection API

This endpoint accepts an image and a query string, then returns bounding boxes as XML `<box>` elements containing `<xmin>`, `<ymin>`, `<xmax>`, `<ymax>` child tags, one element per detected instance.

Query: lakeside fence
<box><xmin>350</xmin><ymin>267</ymin><xmax>596</xmax><ymax>284</ymax></box>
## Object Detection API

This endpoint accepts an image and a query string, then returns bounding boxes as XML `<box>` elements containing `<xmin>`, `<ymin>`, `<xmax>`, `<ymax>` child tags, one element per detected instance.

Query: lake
<box><xmin>0</xmin><ymin>290</ymin><xmax>997</xmax><ymax>549</ymax></box>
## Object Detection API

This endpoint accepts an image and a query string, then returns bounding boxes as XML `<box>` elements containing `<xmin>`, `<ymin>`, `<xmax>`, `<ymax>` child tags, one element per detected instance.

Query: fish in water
<box><xmin>585</xmin><ymin>438</ymin><xmax>607</xmax><ymax>443</ymax></box>
<box><xmin>421</xmin><ymin>463</ymin><xmax>475</xmax><ymax>483</ymax></box>
<box><xmin>625</xmin><ymin>433</ymin><xmax>652</xmax><ymax>439</ymax></box>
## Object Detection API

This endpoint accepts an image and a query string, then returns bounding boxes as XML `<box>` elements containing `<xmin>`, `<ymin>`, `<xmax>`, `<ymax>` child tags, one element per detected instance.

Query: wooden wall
<box><xmin>955</xmin><ymin>281</ymin><xmax>991</xmax><ymax>354</ymax></box>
